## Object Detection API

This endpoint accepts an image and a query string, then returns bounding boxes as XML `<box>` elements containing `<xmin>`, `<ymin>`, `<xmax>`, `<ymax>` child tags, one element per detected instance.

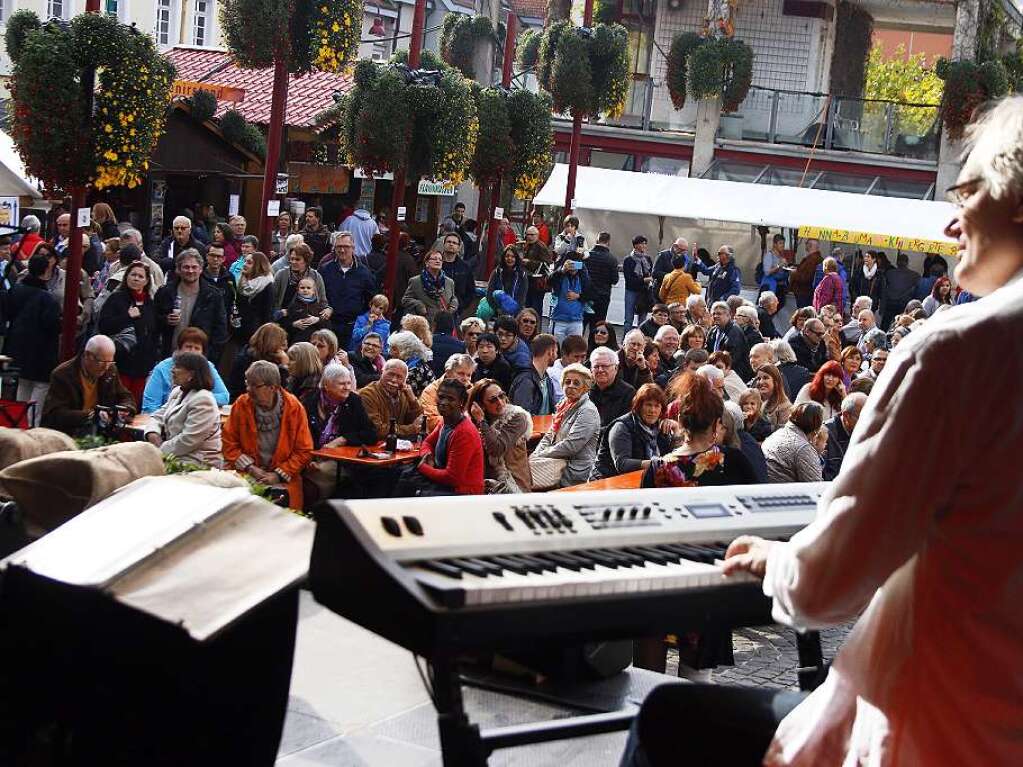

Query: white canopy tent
<box><xmin>534</xmin><ymin>164</ymin><xmax>958</xmax><ymax>271</ymax></box>
<box><xmin>0</xmin><ymin>131</ymin><xmax>45</xmax><ymax>202</ymax></box>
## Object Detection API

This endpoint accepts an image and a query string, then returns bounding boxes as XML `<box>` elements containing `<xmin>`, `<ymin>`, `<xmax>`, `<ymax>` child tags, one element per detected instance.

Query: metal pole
<box><xmin>60</xmin><ymin>0</ymin><xmax>101</xmax><ymax>362</ymax></box>
<box><xmin>562</xmin><ymin>0</ymin><xmax>594</xmax><ymax>214</ymax></box>
<box><xmin>383</xmin><ymin>0</ymin><xmax>428</xmax><ymax>303</ymax></box>
<box><xmin>259</xmin><ymin>55</ymin><xmax>290</xmax><ymax>253</ymax></box>
<box><xmin>483</xmin><ymin>13</ymin><xmax>518</xmax><ymax>278</ymax></box>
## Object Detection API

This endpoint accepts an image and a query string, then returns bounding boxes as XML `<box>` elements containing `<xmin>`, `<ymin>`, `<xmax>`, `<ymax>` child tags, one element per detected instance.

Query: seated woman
<box><xmin>794</xmin><ymin>359</ymin><xmax>845</xmax><ymax>421</ymax></box>
<box><xmin>388</xmin><ymin>330</ymin><xmax>435</xmax><ymax>397</ymax></box>
<box><xmin>839</xmin><ymin>345</ymin><xmax>863</xmax><ymax>388</ymax></box>
<box><xmin>586</xmin><ymin>321</ymin><xmax>619</xmax><ymax>354</ymax></box>
<box><xmin>467</xmin><ymin>378</ymin><xmax>532</xmax><ymax>494</ymax></box>
<box><xmin>349</xmin><ymin>293</ymin><xmax>391</xmax><ymax>353</ymax></box>
<box><xmin>644</xmin><ymin>372</ymin><xmax>757</xmax><ymax>489</ymax></box>
<box><xmin>302</xmin><ymin>363</ymin><xmax>378</xmax><ymax>503</ymax></box>
<box><xmin>721</xmin><ymin>400</ymin><xmax>767</xmax><ymax>483</ymax></box>
<box><xmin>754</xmin><ymin>363</ymin><xmax>793</xmax><ymax>432</ymax></box>
<box><xmin>761</xmin><ymin>401</ymin><xmax>825</xmax><ymax>483</ymax></box>
<box><xmin>285</xmin><ymin>341</ymin><xmax>323</xmax><ymax>400</ymax></box>
<box><xmin>591</xmin><ymin>383</ymin><xmax>676</xmax><ymax>481</ymax></box>
<box><xmin>529</xmin><ymin>363</ymin><xmax>601</xmax><ymax>489</ymax></box>
<box><xmin>396</xmin><ymin>379</ymin><xmax>484</xmax><ymax>496</ymax></box>
<box><xmin>350</xmin><ymin>332</ymin><xmax>385</xmax><ymax>388</ymax></box>
<box><xmin>227</xmin><ymin>322</ymin><xmax>290</xmax><ymax>401</ymax></box>
<box><xmin>222</xmin><ymin>360</ymin><xmax>314</xmax><ymax>508</ymax></box>
<box><xmin>141</xmin><ymin>326</ymin><xmax>229</xmax><ymax>412</ymax></box>
<box><xmin>738</xmin><ymin>388</ymin><xmax>773</xmax><ymax>442</ymax></box>
<box><xmin>144</xmin><ymin>352</ymin><xmax>223</xmax><ymax>468</ymax></box>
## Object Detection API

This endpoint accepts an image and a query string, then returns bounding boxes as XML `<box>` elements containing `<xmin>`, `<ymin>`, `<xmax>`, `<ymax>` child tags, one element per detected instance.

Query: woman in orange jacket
<box><xmin>223</xmin><ymin>359</ymin><xmax>313</xmax><ymax>508</ymax></box>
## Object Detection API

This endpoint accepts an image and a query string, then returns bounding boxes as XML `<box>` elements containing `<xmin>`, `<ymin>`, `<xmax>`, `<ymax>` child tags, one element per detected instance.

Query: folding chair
<box><xmin>0</xmin><ymin>400</ymin><xmax>37</xmax><ymax>430</ymax></box>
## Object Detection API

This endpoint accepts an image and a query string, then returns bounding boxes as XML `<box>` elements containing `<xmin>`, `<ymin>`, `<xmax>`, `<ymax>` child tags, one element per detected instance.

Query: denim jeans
<box><xmin>624</xmin><ymin>290</ymin><xmax>647</xmax><ymax>333</ymax></box>
<box><xmin>551</xmin><ymin>319</ymin><xmax>583</xmax><ymax>344</ymax></box>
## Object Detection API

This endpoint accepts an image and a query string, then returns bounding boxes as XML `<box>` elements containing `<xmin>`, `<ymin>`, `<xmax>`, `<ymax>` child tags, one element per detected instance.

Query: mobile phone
<box><xmin>571</xmin><ymin>260</ymin><xmax>584</xmax><ymax>271</ymax></box>
<box><xmin>575</xmin><ymin>235</ymin><xmax>585</xmax><ymax>247</ymax></box>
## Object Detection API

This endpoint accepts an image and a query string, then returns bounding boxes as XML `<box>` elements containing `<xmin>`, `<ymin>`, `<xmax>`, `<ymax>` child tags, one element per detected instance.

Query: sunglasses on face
<box><xmin>486</xmin><ymin>393</ymin><xmax>507</xmax><ymax>404</ymax></box>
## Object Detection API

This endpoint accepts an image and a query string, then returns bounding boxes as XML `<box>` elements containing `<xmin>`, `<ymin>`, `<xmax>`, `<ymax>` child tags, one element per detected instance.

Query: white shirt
<box><xmin>763</xmin><ymin>274</ymin><xmax>1023</xmax><ymax>766</ymax></box>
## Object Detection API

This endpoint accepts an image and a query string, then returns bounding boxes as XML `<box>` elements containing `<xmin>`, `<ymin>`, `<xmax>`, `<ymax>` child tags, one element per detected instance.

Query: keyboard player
<box><xmin>622</xmin><ymin>96</ymin><xmax>1023</xmax><ymax>766</ymax></box>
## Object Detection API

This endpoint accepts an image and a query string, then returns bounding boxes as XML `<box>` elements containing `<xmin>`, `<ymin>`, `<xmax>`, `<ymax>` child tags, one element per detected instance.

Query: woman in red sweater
<box><xmin>399</xmin><ymin>378</ymin><xmax>484</xmax><ymax>496</ymax></box>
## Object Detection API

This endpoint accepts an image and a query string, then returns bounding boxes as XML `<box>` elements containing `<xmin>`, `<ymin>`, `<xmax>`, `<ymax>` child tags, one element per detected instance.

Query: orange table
<box><xmin>553</xmin><ymin>469</ymin><xmax>644</xmax><ymax>493</ymax></box>
<box><xmin>311</xmin><ymin>443</ymin><xmax>421</xmax><ymax>468</ymax></box>
<box><xmin>530</xmin><ymin>415</ymin><xmax>553</xmax><ymax>441</ymax></box>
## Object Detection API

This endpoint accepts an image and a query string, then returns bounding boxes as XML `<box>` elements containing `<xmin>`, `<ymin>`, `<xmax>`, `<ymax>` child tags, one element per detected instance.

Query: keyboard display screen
<box><xmin>685</xmin><ymin>503</ymin><xmax>731</xmax><ymax>519</ymax></box>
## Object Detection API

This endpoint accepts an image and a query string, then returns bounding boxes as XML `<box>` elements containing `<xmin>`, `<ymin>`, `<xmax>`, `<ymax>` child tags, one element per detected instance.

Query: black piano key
<box><xmin>558</xmin><ymin>551</ymin><xmax>597</xmax><ymax>569</ymax></box>
<box><xmin>646</xmin><ymin>545</ymin><xmax>685</xmax><ymax>562</ymax></box>
<box><xmin>534</xmin><ymin>552</ymin><xmax>581</xmax><ymax>571</ymax></box>
<box><xmin>486</xmin><ymin>556</ymin><xmax>531</xmax><ymax>575</ymax></box>
<box><xmin>690</xmin><ymin>544</ymin><xmax>726</xmax><ymax>560</ymax></box>
<box><xmin>447</xmin><ymin>558</ymin><xmax>491</xmax><ymax>577</ymax></box>
<box><xmin>418</xmin><ymin>560</ymin><xmax>463</xmax><ymax>579</ymax></box>
<box><xmin>515</xmin><ymin>554</ymin><xmax>558</xmax><ymax>572</ymax></box>
<box><xmin>463</xmin><ymin>557</ymin><xmax>504</xmax><ymax>576</ymax></box>
<box><xmin>580</xmin><ymin>549</ymin><xmax>620</xmax><ymax>568</ymax></box>
<box><xmin>600</xmin><ymin>548</ymin><xmax>645</xmax><ymax>566</ymax></box>
<box><xmin>664</xmin><ymin>544</ymin><xmax>713</xmax><ymax>563</ymax></box>
<box><xmin>679</xmin><ymin>545</ymin><xmax>718</xmax><ymax>564</ymax></box>
<box><xmin>626</xmin><ymin>546</ymin><xmax>670</xmax><ymax>565</ymax></box>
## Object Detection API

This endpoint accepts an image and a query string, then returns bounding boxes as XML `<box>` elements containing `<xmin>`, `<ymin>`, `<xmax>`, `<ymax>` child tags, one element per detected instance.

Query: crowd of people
<box><xmin>0</xmin><ymin>198</ymin><xmax>963</xmax><ymax>509</ymax></box>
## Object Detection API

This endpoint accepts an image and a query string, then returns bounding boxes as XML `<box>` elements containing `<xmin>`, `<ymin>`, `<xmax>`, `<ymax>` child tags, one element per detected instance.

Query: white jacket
<box><xmin>146</xmin><ymin>387</ymin><xmax>222</xmax><ymax>468</ymax></box>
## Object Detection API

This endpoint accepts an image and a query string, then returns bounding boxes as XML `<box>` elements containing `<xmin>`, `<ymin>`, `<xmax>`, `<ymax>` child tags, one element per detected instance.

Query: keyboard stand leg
<box><xmin>432</xmin><ymin>654</ymin><xmax>489</xmax><ymax>767</ymax></box>
<box><xmin>632</xmin><ymin>638</ymin><xmax>668</xmax><ymax>673</ymax></box>
<box><xmin>795</xmin><ymin>631</ymin><xmax>825</xmax><ymax>692</ymax></box>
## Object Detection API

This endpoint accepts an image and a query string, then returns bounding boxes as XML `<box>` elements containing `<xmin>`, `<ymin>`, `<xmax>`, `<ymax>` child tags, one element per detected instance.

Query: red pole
<box><xmin>60</xmin><ymin>0</ymin><xmax>101</xmax><ymax>361</ymax></box>
<box><xmin>484</xmin><ymin>14</ymin><xmax>519</xmax><ymax>278</ymax></box>
<box><xmin>383</xmin><ymin>0</ymin><xmax>428</xmax><ymax>303</ymax></box>
<box><xmin>563</xmin><ymin>0</ymin><xmax>594</xmax><ymax>214</ymax></box>
<box><xmin>259</xmin><ymin>55</ymin><xmax>290</xmax><ymax>253</ymax></box>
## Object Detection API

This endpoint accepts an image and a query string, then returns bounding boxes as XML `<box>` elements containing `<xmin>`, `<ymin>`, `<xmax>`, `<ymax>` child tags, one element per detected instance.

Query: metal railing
<box><xmin>594</xmin><ymin>79</ymin><xmax>941</xmax><ymax>163</ymax></box>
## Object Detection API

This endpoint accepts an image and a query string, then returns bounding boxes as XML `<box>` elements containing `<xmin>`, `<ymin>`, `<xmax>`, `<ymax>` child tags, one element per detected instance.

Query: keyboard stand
<box><xmin>431</xmin><ymin>653</ymin><xmax>638</xmax><ymax>767</ymax></box>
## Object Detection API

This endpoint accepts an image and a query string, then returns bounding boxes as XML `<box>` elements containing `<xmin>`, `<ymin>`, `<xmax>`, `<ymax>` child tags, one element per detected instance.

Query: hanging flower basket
<box><xmin>935</xmin><ymin>57</ymin><xmax>1009</xmax><ymax>140</ymax></box>
<box><xmin>439</xmin><ymin>13</ymin><xmax>495</xmax><ymax>79</ymax></box>
<box><xmin>6</xmin><ymin>11</ymin><xmax>175</xmax><ymax>191</ymax></box>
<box><xmin>537</xmin><ymin>21</ymin><xmax>629</xmax><ymax>119</ymax></box>
<box><xmin>666</xmin><ymin>33</ymin><xmax>754</xmax><ymax>114</ymax></box>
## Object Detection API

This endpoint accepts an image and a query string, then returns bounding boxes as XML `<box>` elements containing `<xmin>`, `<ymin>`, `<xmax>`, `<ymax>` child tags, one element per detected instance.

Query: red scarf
<box><xmin>551</xmin><ymin>395</ymin><xmax>576</xmax><ymax>437</ymax></box>
<box><xmin>131</xmin><ymin>289</ymin><xmax>146</xmax><ymax>304</ymax></box>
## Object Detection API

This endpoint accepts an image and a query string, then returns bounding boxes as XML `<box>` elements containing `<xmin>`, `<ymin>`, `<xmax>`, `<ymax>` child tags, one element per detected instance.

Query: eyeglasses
<box><xmin>519</xmin><ymin>318</ymin><xmax>537</xmax><ymax>325</ymax></box>
<box><xmin>465</xmin><ymin>331</ymin><xmax>480</xmax><ymax>338</ymax></box>
<box><xmin>246</xmin><ymin>381</ymin><xmax>272</xmax><ymax>391</ymax></box>
<box><xmin>486</xmin><ymin>393</ymin><xmax>507</xmax><ymax>404</ymax></box>
<box><xmin>594</xmin><ymin>329</ymin><xmax>608</xmax><ymax>335</ymax></box>
<box><xmin>86</xmin><ymin>351</ymin><xmax>115</xmax><ymax>365</ymax></box>
<box><xmin>591</xmin><ymin>363</ymin><xmax>615</xmax><ymax>370</ymax></box>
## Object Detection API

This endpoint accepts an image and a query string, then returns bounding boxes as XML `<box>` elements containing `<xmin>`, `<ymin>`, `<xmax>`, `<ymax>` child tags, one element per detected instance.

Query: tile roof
<box><xmin>165</xmin><ymin>47</ymin><xmax>353</xmax><ymax>129</ymax></box>
<box><xmin>507</xmin><ymin>0</ymin><xmax>546</xmax><ymax>20</ymax></box>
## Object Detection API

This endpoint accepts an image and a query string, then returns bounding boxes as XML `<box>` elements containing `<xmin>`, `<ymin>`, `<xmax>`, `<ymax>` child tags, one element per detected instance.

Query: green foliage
<box><xmin>547</xmin><ymin>0</ymin><xmax>571</xmax><ymax>22</ymax></box>
<box><xmin>864</xmin><ymin>44</ymin><xmax>943</xmax><ymax>134</ymax></box>
<box><xmin>470</xmin><ymin>87</ymin><xmax>514</xmax><ymax>183</ymax></box>
<box><xmin>336</xmin><ymin>59</ymin><xmax>478</xmax><ymax>184</ymax></box>
<box><xmin>517</xmin><ymin>29</ymin><xmax>541</xmax><ymax>68</ymax></box>
<box><xmin>4</xmin><ymin>9</ymin><xmax>41</xmax><ymax>64</ymax></box>
<box><xmin>190</xmin><ymin>89</ymin><xmax>218</xmax><ymax>123</ymax></box>
<box><xmin>220</xmin><ymin>0</ymin><xmax>364</xmax><ymax>74</ymax></box>
<box><xmin>538</xmin><ymin>21</ymin><xmax>629</xmax><ymax>118</ymax></box>
<box><xmin>719</xmin><ymin>38</ymin><xmax>754</xmax><ymax>113</ymax></box>
<box><xmin>220</xmin><ymin>109</ymin><xmax>268</xmax><ymax>158</ymax></box>
<box><xmin>439</xmin><ymin>13</ymin><xmax>494</xmax><ymax>79</ymax></box>
<box><xmin>593</xmin><ymin>0</ymin><xmax>617</xmax><ymax>24</ymax></box>
<box><xmin>507</xmin><ymin>89</ymin><xmax>554</xmax><ymax>199</ymax></box>
<box><xmin>8</xmin><ymin>17</ymin><xmax>173</xmax><ymax>192</ymax></box>
<box><xmin>935</xmin><ymin>57</ymin><xmax>1010</xmax><ymax>140</ymax></box>
<box><xmin>666</xmin><ymin>32</ymin><xmax>702</xmax><ymax>110</ymax></box>
<box><xmin>242</xmin><ymin>123</ymin><xmax>268</xmax><ymax>158</ymax></box>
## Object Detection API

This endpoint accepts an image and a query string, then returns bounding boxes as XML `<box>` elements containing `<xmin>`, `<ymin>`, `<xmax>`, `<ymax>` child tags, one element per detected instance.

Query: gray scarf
<box><xmin>254</xmin><ymin>391</ymin><xmax>283</xmax><ymax>468</ymax></box>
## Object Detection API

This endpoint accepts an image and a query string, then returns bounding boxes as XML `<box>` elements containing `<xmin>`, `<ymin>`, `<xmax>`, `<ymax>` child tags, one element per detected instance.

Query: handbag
<box><xmin>528</xmin><ymin>456</ymin><xmax>568</xmax><ymax>490</ymax></box>
<box><xmin>110</xmin><ymin>326</ymin><xmax>137</xmax><ymax>355</ymax></box>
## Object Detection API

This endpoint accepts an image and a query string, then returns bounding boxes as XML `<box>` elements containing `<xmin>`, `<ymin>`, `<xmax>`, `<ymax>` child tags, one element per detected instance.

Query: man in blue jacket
<box><xmin>340</xmin><ymin>208</ymin><xmax>380</xmax><ymax>263</ymax></box>
<box><xmin>698</xmin><ymin>245</ymin><xmax>742</xmax><ymax>304</ymax></box>
<box><xmin>548</xmin><ymin>257</ymin><xmax>590</xmax><ymax>344</ymax></box>
<box><xmin>319</xmin><ymin>232</ymin><xmax>376</xmax><ymax>349</ymax></box>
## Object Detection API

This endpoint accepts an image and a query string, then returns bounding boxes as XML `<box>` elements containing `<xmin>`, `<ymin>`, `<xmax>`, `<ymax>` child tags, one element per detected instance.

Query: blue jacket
<box><xmin>320</xmin><ymin>260</ymin><xmax>377</xmax><ymax>325</ymax></box>
<box><xmin>549</xmin><ymin>266</ymin><xmax>590</xmax><ymax>323</ymax></box>
<box><xmin>502</xmin><ymin>337</ymin><xmax>532</xmax><ymax>372</ymax></box>
<box><xmin>699</xmin><ymin>260</ymin><xmax>741</xmax><ymax>303</ymax></box>
<box><xmin>349</xmin><ymin>313</ymin><xmax>391</xmax><ymax>352</ymax></box>
<box><xmin>141</xmin><ymin>356</ymin><xmax>229</xmax><ymax>413</ymax></box>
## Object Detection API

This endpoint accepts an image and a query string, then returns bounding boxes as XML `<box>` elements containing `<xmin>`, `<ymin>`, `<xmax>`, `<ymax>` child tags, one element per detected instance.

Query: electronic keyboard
<box><xmin>310</xmin><ymin>483</ymin><xmax>827</xmax><ymax>655</ymax></box>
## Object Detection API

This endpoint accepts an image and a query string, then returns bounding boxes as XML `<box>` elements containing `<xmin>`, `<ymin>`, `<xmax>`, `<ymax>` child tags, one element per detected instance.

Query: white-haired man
<box><xmin>120</xmin><ymin>227</ymin><xmax>165</xmax><ymax>291</ymax></box>
<box><xmin>822</xmin><ymin>391</ymin><xmax>866</xmax><ymax>480</ymax></box>
<box><xmin>625</xmin><ymin>95</ymin><xmax>1023</xmax><ymax>767</ymax></box>
<box><xmin>653</xmin><ymin>236</ymin><xmax>691</xmax><ymax>294</ymax></box>
<box><xmin>746</xmin><ymin>342</ymin><xmax>775</xmax><ymax>388</ymax></box>
<box><xmin>756</xmin><ymin>290</ymin><xmax>781</xmax><ymax>339</ymax></box>
<box><xmin>157</xmin><ymin>214</ymin><xmax>207</xmax><ymax>274</ymax></box>
<box><xmin>618</xmin><ymin>328</ymin><xmax>654</xmax><ymax>389</ymax></box>
<box><xmin>359</xmin><ymin>358</ymin><xmax>424</xmax><ymax>441</ymax></box>
<box><xmin>685</xmin><ymin>293</ymin><xmax>711</xmax><ymax>328</ymax></box>
<box><xmin>705</xmin><ymin>301</ymin><xmax>752</xmax><ymax>380</ymax></box>
<box><xmin>420</xmin><ymin>353</ymin><xmax>476</xmax><ymax>430</ymax></box>
<box><xmin>12</xmin><ymin>214</ymin><xmax>44</xmax><ymax>260</ymax></box>
<box><xmin>840</xmin><ymin>295</ymin><xmax>875</xmax><ymax>346</ymax></box>
<box><xmin>588</xmin><ymin>346</ymin><xmax>635</xmax><ymax>426</ymax></box>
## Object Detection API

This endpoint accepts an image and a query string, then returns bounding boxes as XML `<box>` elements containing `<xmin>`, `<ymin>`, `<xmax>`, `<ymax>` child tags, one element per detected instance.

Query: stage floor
<box><xmin>276</xmin><ymin>592</ymin><xmax>662</xmax><ymax>766</ymax></box>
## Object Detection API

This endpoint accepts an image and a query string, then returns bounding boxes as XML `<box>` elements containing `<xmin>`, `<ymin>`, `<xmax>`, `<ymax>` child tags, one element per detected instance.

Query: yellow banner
<box><xmin>798</xmin><ymin>226</ymin><xmax>958</xmax><ymax>257</ymax></box>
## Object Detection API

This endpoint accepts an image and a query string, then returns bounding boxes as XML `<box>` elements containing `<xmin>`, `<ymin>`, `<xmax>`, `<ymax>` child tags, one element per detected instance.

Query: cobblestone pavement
<box><xmin>666</xmin><ymin>623</ymin><xmax>854</xmax><ymax>689</ymax></box>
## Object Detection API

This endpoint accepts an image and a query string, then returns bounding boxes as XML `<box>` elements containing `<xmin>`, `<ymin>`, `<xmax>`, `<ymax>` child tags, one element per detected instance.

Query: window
<box><xmin>105</xmin><ymin>0</ymin><xmax>119</xmax><ymax>17</ymax></box>
<box><xmin>0</xmin><ymin>0</ymin><xmax>6</xmax><ymax>25</ymax></box>
<box><xmin>192</xmin><ymin>0</ymin><xmax>210</xmax><ymax>46</ymax></box>
<box><xmin>47</xmin><ymin>0</ymin><xmax>70</xmax><ymax>20</ymax></box>
<box><xmin>156</xmin><ymin>0</ymin><xmax>173</xmax><ymax>45</ymax></box>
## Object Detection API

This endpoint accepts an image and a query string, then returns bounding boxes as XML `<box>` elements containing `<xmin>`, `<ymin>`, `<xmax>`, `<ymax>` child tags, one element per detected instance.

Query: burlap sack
<box><xmin>0</xmin><ymin>428</ymin><xmax>78</xmax><ymax>496</ymax></box>
<box><xmin>0</xmin><ymin>442</ymin><xmax>165</xmax><ymax>532</ymax></box>
<box><xmin>171</xmin><ymin>469</ymin><xmax>250</xmax><ymax>490</ymax></box>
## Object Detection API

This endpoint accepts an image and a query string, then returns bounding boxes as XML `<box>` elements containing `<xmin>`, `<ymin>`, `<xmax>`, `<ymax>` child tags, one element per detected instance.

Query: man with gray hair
<box><xmin>154</xmin><ymin>248</ymin><xmax>227</xmax><ymax>358</ymax></box>
<box><xmin>822</xmin><ymin>391</ymin><xmax>867</xmax><ymax>480</ymax></box>
<box><xmin>769</xmin><ymin>337</ymin><xmax>809</xmax><ymax>398</ymax></box>
<box><xmin>156</xmin><ymin>214</ymin><xmax>207</xmax><ymax>274</ymax></box>
<box><xmin>706</xmin><ymin>300</ymin><xmax>753</xmax><ymax>380</ymax></box>
<box><xmin>756</xmin><ymin>290</ymin><xmax>781</xmax><ymax>338</ymax></box>
<box><xmin>120</xmin><ymin>227</ymin><xmax>165</xmax><ymax>291</ymax></box>
<box><xmin>12</xmin><ymin>214</ymin><xmax>44</xmax><ymax>260</ymax></box>
<box><xmin>700</xmin><ymin>244</ymin><xmax>741</xmax><ymax>304</ymax></box>
<box><xmin>41</xmin><ymin>334</ymin><xmax>136</xmax><ymax>435</ymax></box>
<box><xmin>653</xmin><ymin>236</ymin><xmax>690</xmax><ymax>295</ymax></box>
<box><xmin>746</xmin><ymin>342</ymin><xmax>775</xmax><ymax>387</ymax></box>
<box><xmin>420</xmin><ymin>353</ymin><xmax>477</xmax><ymax>430</ymax></box>
<box><xmin>696</xmin><ymin>363</ymin><xmax>726</xmax><ymax>399</ymax></box>
<box><xmin>685</xmin><ymin>293</ymin><xmax>710</xmax><ymax>328</ymax></box>
<box><xmin>588</xmin><ymin>345</ymin><xmax>635</xmax><ymax>426</ymax></box>
<box><xmin>358</xmin><ymin>357</ymin><xmax>424</xmax><ymax>441</ymax></box>
<box><xmin>840</xmin><ymin>295</ymin><xmax>875</xmax><ymax>346</ymax></box>
<box><xmin>619</xmin><ymin>328</ymin><xmax>654</xmax><ymax>388</ymax></box>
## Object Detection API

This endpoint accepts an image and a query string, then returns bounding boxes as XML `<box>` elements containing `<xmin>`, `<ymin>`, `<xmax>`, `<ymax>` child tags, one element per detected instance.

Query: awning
<box><xmin>0</xmin><ymin>130</ymin><xmax>45</xmax><ymax>201</ymax></box>
<box><xmin>535</xmin><ymin>164</ymin><xmax>958</xmax><ymax>256</ymax></box>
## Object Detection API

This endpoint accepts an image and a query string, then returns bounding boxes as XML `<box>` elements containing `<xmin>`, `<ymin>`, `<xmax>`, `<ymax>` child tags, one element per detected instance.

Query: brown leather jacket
<box><xmin>41</xmin><ymin>356</ymin><xmax>136</xmax><ymax>436</ymax></box>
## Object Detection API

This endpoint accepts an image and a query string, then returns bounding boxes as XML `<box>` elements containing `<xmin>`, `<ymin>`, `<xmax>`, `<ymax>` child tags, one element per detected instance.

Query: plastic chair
<box><xmin>0</xmin><ymin>400</ymin><xmax>36</xmax><ymax>430</ymax></box>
